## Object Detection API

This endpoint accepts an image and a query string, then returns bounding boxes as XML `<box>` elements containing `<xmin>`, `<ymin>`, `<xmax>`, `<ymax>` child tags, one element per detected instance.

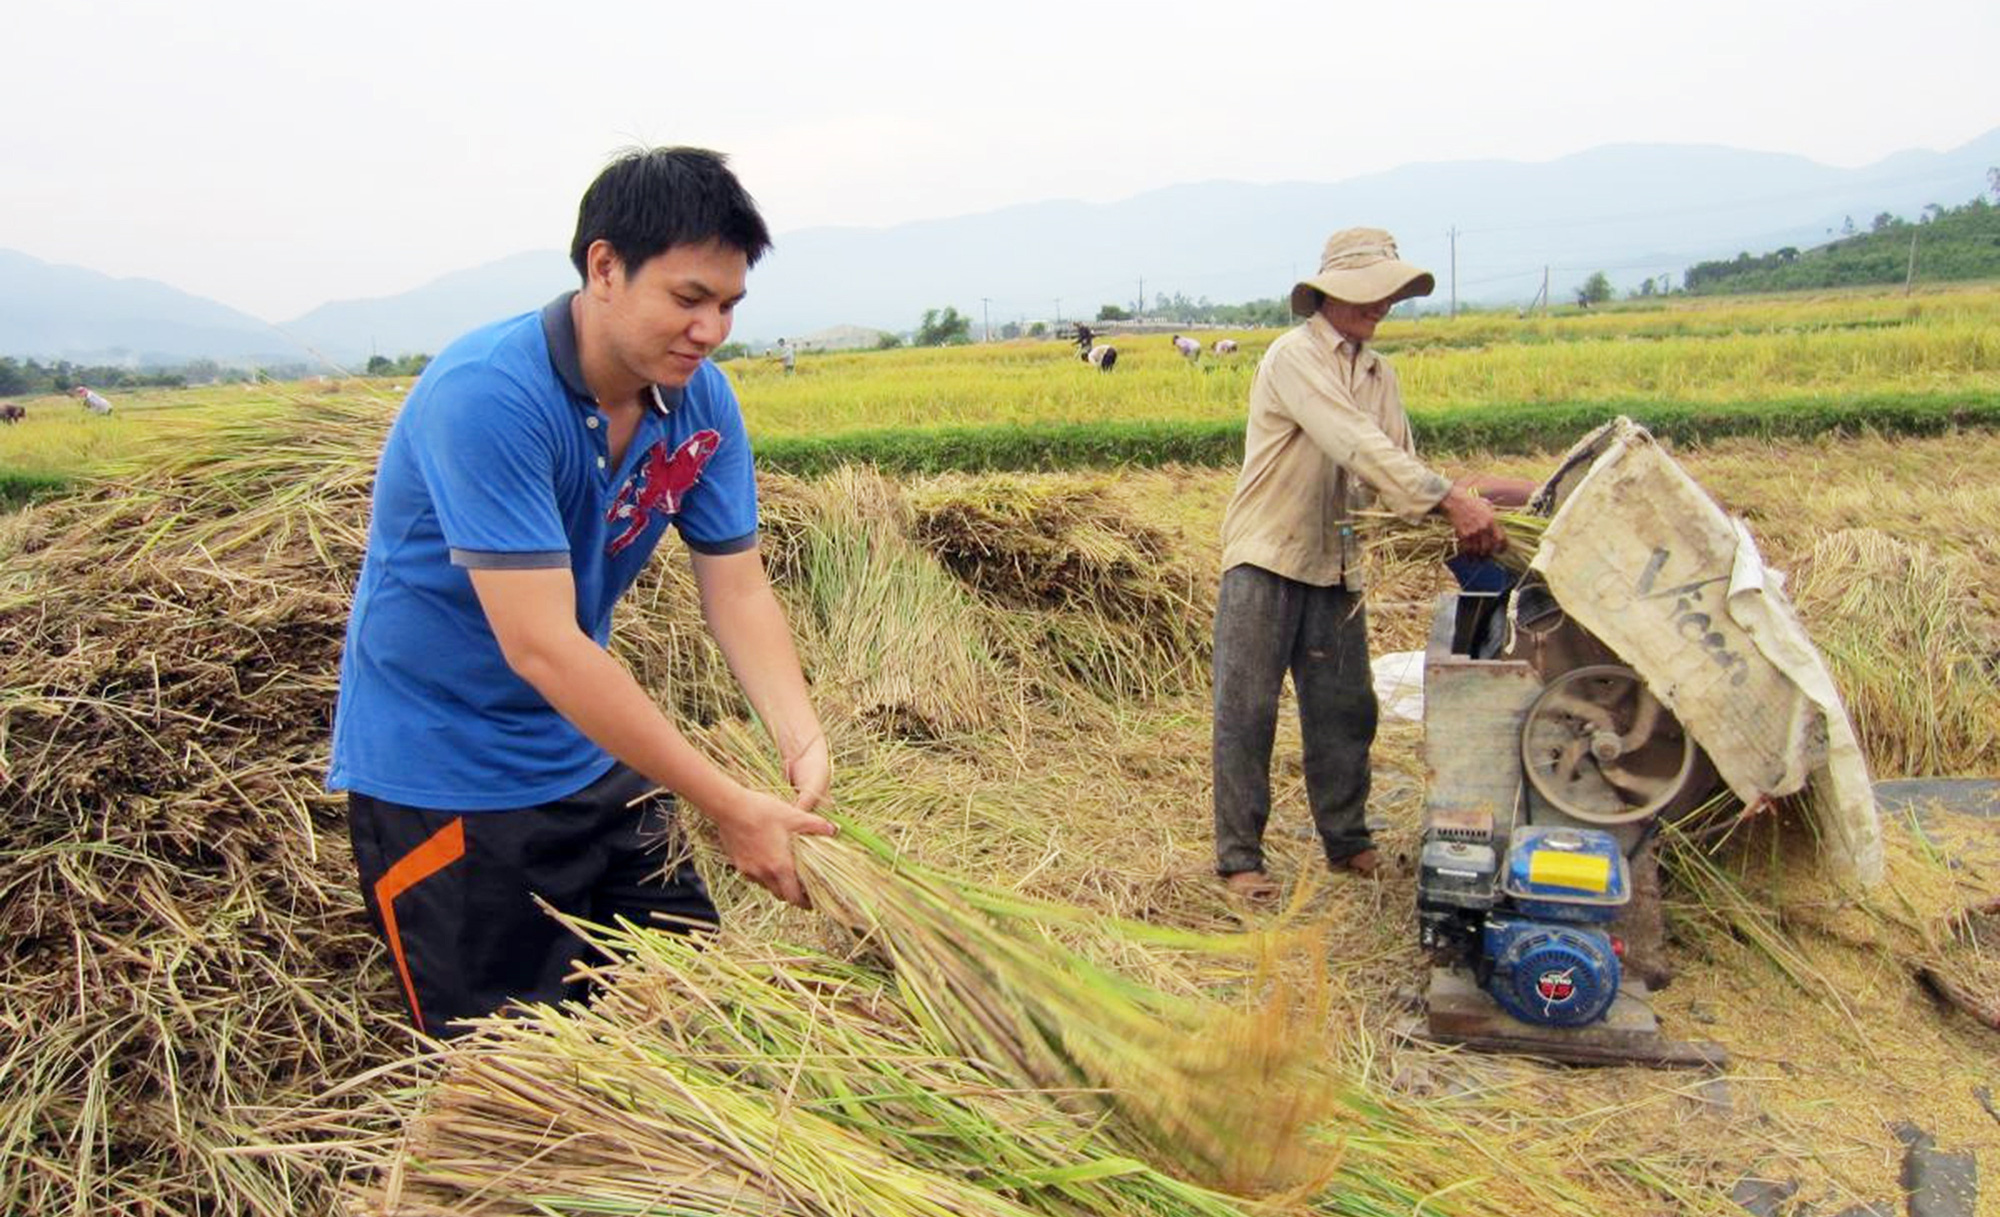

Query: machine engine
<box><xmin>1419</xmin><ymin>824</ymin><xmax>1629</xmax><ymax>1027</ymax></box>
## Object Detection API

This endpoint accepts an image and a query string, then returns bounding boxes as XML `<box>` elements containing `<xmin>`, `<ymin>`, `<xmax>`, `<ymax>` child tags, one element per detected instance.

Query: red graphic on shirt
<box><xmin>605</xmin><ymin>429</ymin><xmax>722</xmax><ymax>555</ymax></box>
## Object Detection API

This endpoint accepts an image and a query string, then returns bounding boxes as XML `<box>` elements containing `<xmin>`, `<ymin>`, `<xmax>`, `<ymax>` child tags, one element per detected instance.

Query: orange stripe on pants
<box><xmin>373</xmin><ymin>816</ymin><xmax>466</xmax><ymax>1035</ymax></box>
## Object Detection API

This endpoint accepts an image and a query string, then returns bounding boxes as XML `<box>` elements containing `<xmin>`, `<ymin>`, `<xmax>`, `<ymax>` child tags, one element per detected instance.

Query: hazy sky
<box><xmin>8</xmin><ymin>0</ymin><xmax>1995</xmax><ymax>321</ymax></box>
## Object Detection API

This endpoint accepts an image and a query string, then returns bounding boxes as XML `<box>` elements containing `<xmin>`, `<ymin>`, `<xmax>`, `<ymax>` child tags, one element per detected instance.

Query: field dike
<box><xmin>1</xmin><ymin>398</ymin><xmax>1996</xmax><ymax>1215</ymax></box>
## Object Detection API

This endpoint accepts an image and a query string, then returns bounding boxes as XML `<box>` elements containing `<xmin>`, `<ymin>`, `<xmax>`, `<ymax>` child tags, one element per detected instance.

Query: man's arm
<box><xmin>466</xmin><ymin>565</ymin><xmax>832</xmax><ymax>907</ymax></box>
<box><xmin>1456</xmin><ymin>473</ymin><xmax>1539</xmax><ymax>508</ymax></box>
<box><xmin>1262</xmin><ymin>349</ymin><xmax>1506</xmax><ymax>555</ymax></box>
<box><xmin>688</xmin><ymin>547</ymin><xmax>830</xmax><ymax>810</ymax></box>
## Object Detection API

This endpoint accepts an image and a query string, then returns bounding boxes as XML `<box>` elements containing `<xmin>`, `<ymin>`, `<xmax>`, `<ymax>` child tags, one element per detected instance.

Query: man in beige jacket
<box><xmin>1213</xmin><ymin>228</ymin><xmax>1532</xmax><ymax>901</ymax></box>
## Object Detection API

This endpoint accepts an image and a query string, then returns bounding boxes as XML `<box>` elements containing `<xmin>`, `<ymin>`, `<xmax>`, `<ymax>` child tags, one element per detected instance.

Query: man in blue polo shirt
<box><xmin>329</xmin><ymin>147</ymin><xmax>834</xmax><ymax>1037</ymax></box>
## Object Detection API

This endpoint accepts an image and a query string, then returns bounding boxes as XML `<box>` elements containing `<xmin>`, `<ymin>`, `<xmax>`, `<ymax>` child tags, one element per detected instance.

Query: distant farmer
<box><xmin>1212</xmin><ymin>227</ymin><xmax>1534</xmax><ymax>902</ymax></box>
<box><xmin>328</xmin><ymin>147</ymin><xmax>835</xmax><ymax>1038</ymax></box>
<box><xmin>73</xmin><ymin>386</ymin><xmax>113</xmax><ymax>415</ymax></box>
<box><xmin>777</xmin><ymin>337</ymin><xmax>796</xmax><ymax>375</ymax></box>
<box><xmin>1075</xmin><ymin>323</ymin><xmax>1117</xmax><ymax>371</ymax></box>
<box><xmin>1213</xmin><ymin>338</ymin><xmax>1239</xmax><ymax>356</ymax></box>
<box><xmin>1173</xmin><ymin>334</ymin><xmax>1201</xmax><ymax>361</ymax></box>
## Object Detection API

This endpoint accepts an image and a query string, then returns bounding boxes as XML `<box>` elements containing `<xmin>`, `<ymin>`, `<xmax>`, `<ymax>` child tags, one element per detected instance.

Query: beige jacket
<box><xmin>1219</xmin><ymin>314</ymin><xmax>1451</xmax><ymax>589</ymax></box>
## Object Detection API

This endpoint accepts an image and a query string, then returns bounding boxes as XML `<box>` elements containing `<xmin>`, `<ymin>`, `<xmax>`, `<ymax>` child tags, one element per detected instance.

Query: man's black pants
<box><xmin>1211</xmin><ymin>564</ymin><xmax>1379</xmax><ymax>875</ymax></box>
<box><xmin>346</xmin><ymin>763</ymin><xmax>718</xmax><ymax>1038</ymax></box>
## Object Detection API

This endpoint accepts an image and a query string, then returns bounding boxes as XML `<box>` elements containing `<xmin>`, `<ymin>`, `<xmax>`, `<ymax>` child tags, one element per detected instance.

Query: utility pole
<box><xmin>981</xmin><ymin>298</ymin><xmax>991</xmax><ymax>343</ymax></box>
<box><xmin>1137</xmin><ymin>278</ymin><xmax>1144</xmax><ymax>319</ymax></box>
<box><xmin>1448</xmin><ymin>227</ymin><xmax>1459</xmax><ymax>319</ymax></box>
<box><xmin>1904</xmin><ymin>227</ymin><xmax>1919</xmax><ymax>296</ymax></box>
<box><xmin>1055</xmin><ymin>298</ymin><xmax>1062</xmax><ymax>327</ymax></box>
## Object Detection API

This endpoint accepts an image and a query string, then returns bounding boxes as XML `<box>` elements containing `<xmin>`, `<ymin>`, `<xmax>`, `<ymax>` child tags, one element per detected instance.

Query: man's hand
<box><xmin>784</xmin><ymin>733</ymin><xmax>832</xmax><ymax>811</ymax></box>
<box><xmin>711</xmin><ymin>788</ymin><xmax>837</xmax><ymax>908</ymax></box>
<box><xmin>1438</xmin><ymin>486</ymin><xmax>1507</xmax><ymax>557</ymax></box>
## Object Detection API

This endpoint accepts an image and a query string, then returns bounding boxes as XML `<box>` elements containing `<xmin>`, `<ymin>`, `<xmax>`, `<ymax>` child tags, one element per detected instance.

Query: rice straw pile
<box><xmin>760</xmin><ymin>468</ymin><xmax>1007</xmax><ymax>739</ymax></box>
<box><xmin>270</xmin><ymin>831</ymin><xmax>1616</xmax><ymax>1217</ymax></box>
<box><xmin>1789</xmin><ymin>527</ymin><xmax>2000</xmax><ymax>777</ymax></box>
<box><xmin>0</xmin><ymin>399</ymin><xmax>404</xmax><ymax>1215</ymax></box>
<box><xmin>908</xmin><ymin>475</ymin><xmax>1209</xmax><ymax>699</ymax></box>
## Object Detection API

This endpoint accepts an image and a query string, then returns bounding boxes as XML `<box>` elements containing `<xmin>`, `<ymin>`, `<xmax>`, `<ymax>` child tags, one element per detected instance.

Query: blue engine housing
<box><xmin>1481</xmin><ymin>916</ymin><xmax>1622</xmax><ymax>1027</ymax></box>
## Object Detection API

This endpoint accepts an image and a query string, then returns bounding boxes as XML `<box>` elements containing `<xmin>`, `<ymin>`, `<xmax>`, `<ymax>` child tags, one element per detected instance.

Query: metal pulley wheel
<box><xmin>1519</xmin><ymin>664</ymin><xmax>1696</xmax><ymax>824</ymax></box>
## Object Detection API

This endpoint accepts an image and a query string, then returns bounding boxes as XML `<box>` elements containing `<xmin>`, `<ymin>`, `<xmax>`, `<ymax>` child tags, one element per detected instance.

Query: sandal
<box><xmin>1223</xmin><ymin>870</ymin><xmax>1281</xmax><ymax>902</ymax></box>
<box><xmin>1329</xmin><ymin>848</ymin><xmax>1383</xmax><ymax>878</ymax></box>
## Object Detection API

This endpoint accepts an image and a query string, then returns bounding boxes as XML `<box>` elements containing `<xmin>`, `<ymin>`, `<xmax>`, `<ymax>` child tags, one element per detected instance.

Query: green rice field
<box><xmin>5</xmin><ymin>283</ymin><xmax>1998</xmax><ymax>498</ymax></box>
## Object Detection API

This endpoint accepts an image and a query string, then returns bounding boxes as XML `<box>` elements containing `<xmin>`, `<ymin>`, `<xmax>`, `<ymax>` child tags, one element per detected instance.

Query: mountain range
<box><xmin>6</xmin><ymin>128</ymin><xmax>1997</xmax><ymax>367</ymax></box>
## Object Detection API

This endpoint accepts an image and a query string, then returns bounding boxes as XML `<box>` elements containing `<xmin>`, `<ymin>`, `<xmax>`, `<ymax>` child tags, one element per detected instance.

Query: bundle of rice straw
<box><xmin>794</xmin><ymin>820</ymin><xmax>1339</xmax><ymax>1197</ymax></box>
<box><xmin>305</xmin><ymin>917</ymin><xmax>1268</xmax><ymax>1217</ymax></box>
<box><xmin>757</xmin><ymin>469</ymin><xmax>1005</xmax><ymax>739</ymax></box>
<box><xmin>1353</xmin><ymin>509</ymin><xmax>1548</xmax><ymax>578</ymax></box>
<box><xmin>907</xmin><ymin>476</ymin><xmax>1192</xmax><ymax>620</ymax></box>
<box><xmin>907</xmin><ymin>476</ymin><xmax>1209</xmax><ymax>699</ymax></box>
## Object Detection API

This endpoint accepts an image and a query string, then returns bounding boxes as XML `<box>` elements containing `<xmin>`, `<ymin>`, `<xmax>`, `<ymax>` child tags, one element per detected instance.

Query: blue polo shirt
<box><xmin>328</xmin><ymin>293</ymin><xmax>759</xmax><ymax>809</ymax></box>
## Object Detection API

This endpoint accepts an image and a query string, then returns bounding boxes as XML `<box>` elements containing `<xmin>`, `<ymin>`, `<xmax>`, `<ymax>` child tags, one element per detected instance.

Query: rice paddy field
<box><xmin>2</xmin><ymin>284</ymin><xmax>1997</xmax><ymax>1216</ymax></box>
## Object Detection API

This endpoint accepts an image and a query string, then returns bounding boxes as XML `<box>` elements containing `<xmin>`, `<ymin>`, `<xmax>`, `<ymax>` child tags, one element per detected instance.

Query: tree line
<box><xmin>1683</xmin><ymin>189</ymin><xmax>2000</xmax><ymax>295</ymax></box>
<box><xmin>0</xmin><ymin>356</ymin><xmax>222</xmax><ymax>396</ymax></box>
<box><xmin>1095</xmin><ymin>294</ymin><xmax>1292</xmax><ymax>327</ymax></box>
<box><xmin>0</xmin><ymin>354</ymin><xmax>434</xmax><ymax>397</ymax></box>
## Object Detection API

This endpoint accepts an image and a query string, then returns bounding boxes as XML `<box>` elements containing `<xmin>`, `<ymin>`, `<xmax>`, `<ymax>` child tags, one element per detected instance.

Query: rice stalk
<box><xmin>1658</xmin><ymin>807</ymin><xmax>1875</xmax><ymax>1055</ymax></box>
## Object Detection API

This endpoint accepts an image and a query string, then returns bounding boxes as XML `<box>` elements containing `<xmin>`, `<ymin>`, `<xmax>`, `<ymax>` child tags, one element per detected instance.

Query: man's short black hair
<box><xmin>569</xmin><ymin>146</ymin><xmax>773</xmax><ymax>279</ymax></box>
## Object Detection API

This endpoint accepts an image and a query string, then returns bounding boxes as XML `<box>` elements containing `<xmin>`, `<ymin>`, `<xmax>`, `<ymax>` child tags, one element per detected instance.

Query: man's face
<box><xmin>1318</xmin><ymin>295</ymin><xmax>1395</xmax><ymax>343</ymax></box>
<box><xmin>593</xmin><ymin>239</ymin><xmax>749</xmax><ymax>389</ymax></box>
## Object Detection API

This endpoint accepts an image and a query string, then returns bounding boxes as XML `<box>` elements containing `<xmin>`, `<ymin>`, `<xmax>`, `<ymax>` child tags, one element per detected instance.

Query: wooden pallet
<box><xmin>1415</xmin><ymin>967</ymin><xmax>1727</xmax><ymax>1069</ymax></box>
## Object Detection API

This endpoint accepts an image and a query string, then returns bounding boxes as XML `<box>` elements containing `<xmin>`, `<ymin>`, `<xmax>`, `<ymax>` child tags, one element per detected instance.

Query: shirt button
<box><xmin>596</xmin><ymin>456</ymin><xmax>606</xmax><ymax>469</ymax></box>
<box><xmin>586</xmin><ymin>416</ymin><xmax>600</xmax><ymax>430</ymax></box>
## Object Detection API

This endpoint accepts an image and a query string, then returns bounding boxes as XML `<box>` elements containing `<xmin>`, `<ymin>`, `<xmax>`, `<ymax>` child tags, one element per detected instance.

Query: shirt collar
<box><xmin>1305</xmin><ymin>312</ymin><xmax>1381</xmax><ymax>375</ymax></box>
<box><xmin>540</xmin><ymin>291</ymin><xmax>683</xmax><ymax>416</ymax></box>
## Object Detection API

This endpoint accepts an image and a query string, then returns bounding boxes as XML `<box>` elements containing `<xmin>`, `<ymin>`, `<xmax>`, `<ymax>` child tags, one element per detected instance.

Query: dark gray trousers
<box><xmin>1211</xmin><ymin>564</ymin><xmax>1378</xmax><ymax>875</ymax></box>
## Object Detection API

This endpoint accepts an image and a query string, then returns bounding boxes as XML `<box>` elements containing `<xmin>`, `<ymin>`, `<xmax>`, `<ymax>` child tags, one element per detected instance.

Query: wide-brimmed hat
<box><xmin>1289</xmin><ymin>228</ymin><xmax>1435</xmax><ymax>316</ymax></box>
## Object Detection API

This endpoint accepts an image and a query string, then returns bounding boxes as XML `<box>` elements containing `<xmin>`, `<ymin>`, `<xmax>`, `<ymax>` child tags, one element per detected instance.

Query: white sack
<box><xmin>1529</xmin><ymin>419</ymin><xmax>1883</xmax><ymax>884</ymax></box>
